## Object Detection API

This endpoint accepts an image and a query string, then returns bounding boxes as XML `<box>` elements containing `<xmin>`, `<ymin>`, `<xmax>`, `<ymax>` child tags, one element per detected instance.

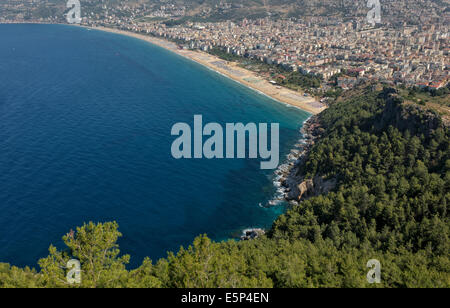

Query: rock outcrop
<box><xmin>377</xmin><ymin>91</ymin><xmax>444</xmax><ymax>136</ymax></box>
<box><xmin>241</xmin><ymin>228</ymin><xmax>265</xmax><ymax>240</ymax></box>
<box><xmin>276</xmin><ymin>115</ymin><xmax>336</xmax><ymax>204</ymax></box>
<box><xmin>285</xmin><ymin>175</ymin><xmax>336</xmax><ymax>202</ymax></box>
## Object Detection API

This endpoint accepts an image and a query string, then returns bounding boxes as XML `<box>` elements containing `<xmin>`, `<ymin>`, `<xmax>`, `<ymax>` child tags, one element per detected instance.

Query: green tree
<box><xmin>38</xmin><ymin>222</ymin><xmax>130</xmax><ymax>288</ymax></box>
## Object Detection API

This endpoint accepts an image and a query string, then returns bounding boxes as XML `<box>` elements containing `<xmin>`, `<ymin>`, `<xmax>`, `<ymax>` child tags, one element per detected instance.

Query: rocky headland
<box><xmin>273</xmin><ymin>115</ymin><xmax>336</xmax><ymax>207</ymax></box>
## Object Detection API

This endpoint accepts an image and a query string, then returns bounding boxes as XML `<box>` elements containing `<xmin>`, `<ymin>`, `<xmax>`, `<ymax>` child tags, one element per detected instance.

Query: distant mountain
<box><xmin>1</xmin><ymin>0</ymin><xmax>447</xmax><ymax>23</ymax></box>
<box><xmin>138</xmin><ymin>0</ymin><xmax>449</xmax><ymax>22</ymax></box>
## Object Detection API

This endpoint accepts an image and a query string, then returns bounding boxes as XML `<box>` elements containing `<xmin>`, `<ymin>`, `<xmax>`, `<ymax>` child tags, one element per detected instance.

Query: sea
<box><xmin>0</xmin><ymin>24</ymin><xmax>310</xmax><ymax>268</ymax></box>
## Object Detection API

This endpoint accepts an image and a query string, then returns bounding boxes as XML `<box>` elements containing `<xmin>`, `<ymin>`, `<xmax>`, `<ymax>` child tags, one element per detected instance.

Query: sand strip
<box><xmin>86</xmin><ymin>26</ymin><xmax>327</xmax><ymax>114</ymax></box>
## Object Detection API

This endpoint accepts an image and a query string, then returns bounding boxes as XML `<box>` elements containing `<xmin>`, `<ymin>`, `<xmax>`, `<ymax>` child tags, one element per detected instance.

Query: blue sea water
<box><xmin>0</xmin><ymin>24</ymin><xmax>310</xmax><ymax>268</ymax></box>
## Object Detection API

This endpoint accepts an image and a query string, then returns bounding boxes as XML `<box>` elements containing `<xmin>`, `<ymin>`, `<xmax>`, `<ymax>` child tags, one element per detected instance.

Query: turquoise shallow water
<box><xmin>0</xmin><ymin>24</ymin><xmax>310</xmax><ymax>267</ymax></box>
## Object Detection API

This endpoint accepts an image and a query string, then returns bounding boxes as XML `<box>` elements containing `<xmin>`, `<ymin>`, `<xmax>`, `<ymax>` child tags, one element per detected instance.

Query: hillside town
<box><xmin>1</xmin><ymin>0</ymin><xmax>449</xmax><ymax>91</ymax></box>
<box><xmin>118</xmin><ymin>17</ymin><xmax>448</xmax><ymax>90</ymax></box>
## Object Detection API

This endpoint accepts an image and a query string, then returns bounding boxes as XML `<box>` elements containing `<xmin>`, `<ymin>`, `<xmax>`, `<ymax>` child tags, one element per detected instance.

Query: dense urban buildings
<box><xmin>130</xmin><ymin>18</ymin><xmax>448</xmax><ymax>90</ymax></box>
<box><xmin>1</xmin><ymin>0</ymin><xmax>449</xmax><ymax>91</ymax></box>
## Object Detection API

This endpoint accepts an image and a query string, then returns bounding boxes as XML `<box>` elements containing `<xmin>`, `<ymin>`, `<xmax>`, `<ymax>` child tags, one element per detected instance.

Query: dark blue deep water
<box><xmin>0</xmin><ymin>24</ymin><xmax>310</xmax><ymax>267</ymax></box>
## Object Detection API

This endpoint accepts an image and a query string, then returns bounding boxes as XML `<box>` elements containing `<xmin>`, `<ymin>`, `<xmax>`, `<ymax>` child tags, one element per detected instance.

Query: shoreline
<box><xmin>83</xmin><ymin>25</ymin><xmax>327</xmax><ymax>115</ymax></box>
<box><xmin>269</xmin><ymin>115</ymin><xmax>315</xmax><ymax>206</ymax></box>
<box><xmin>82</xmin><ymin>25</ymin><xmax>325</xmax><ymax>237</ymax></box>
<box><xmin>1</xmin><ymin>22</ymin><xmax>324</xmax><ymax>241</ymax></box>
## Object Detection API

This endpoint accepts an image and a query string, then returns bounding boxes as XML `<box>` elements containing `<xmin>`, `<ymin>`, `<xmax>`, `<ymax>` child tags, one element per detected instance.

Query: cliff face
<box><xmin>284</xmin><ymin>175</ymin><xmax>336</xmax><ymax>202</ymax></box>
<box><xmin>279</xmin><ymin>115</ymin><xmax>337</xmax><ymax>203</ymax></box>
<box><xmin>377</xmin><ymin>92</ymin><xmax>444</xmax><ymax>136</ymax></box>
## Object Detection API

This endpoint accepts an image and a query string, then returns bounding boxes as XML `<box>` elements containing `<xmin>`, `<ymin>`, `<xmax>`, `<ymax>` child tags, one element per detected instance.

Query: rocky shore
<box><xmin>272</xmin><ymin>115</ymin><xmax>336</xmax><ymax>207</ymax></box>
<box><xmin>240</xmin><ymin>228</ymin><xmax>266</xmax><ymax>240</ymax></box>
<box><xmin>240</xmin><ymin>115</ymin><xmax>333</xmax><ymax>240</ymax></box>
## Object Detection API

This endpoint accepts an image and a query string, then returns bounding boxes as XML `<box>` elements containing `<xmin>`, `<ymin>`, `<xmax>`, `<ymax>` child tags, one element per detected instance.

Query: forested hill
<box><xmin>1</xmin><ymin>86</ymin><xmax>449</xmax><ymax>288</ymax></box>
<box><xmin>272</xmin><ymin>86</ymin><xmax>449</xmax><ymax>256</ymax></box>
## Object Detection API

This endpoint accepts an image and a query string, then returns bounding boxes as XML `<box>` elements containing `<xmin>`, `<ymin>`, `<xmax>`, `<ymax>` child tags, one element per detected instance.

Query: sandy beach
<box><xmin>87</xmin><ymin>26</ymin><xmax>326</xmax><ymax>115</ymax></box>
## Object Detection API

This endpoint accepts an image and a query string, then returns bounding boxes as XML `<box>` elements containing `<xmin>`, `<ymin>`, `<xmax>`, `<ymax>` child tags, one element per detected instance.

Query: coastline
<box><xmin>0</xmin><ymin>22</ymin><xmax>323</xmax><ymax>241</ymax></box>
<box><xmin>83</xmin><ymin>26</ymin><xmax>327</xmax><ymax>115</ymax></box>
<box><xmin>269</xmin><ymin>114</ymin><xmax>316</xmax><ymax>206</ymax></box>
<box><xmin>84</xmin><ymin>25</ymin><xmax>326</xmax><ymax>235</ymax></box>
